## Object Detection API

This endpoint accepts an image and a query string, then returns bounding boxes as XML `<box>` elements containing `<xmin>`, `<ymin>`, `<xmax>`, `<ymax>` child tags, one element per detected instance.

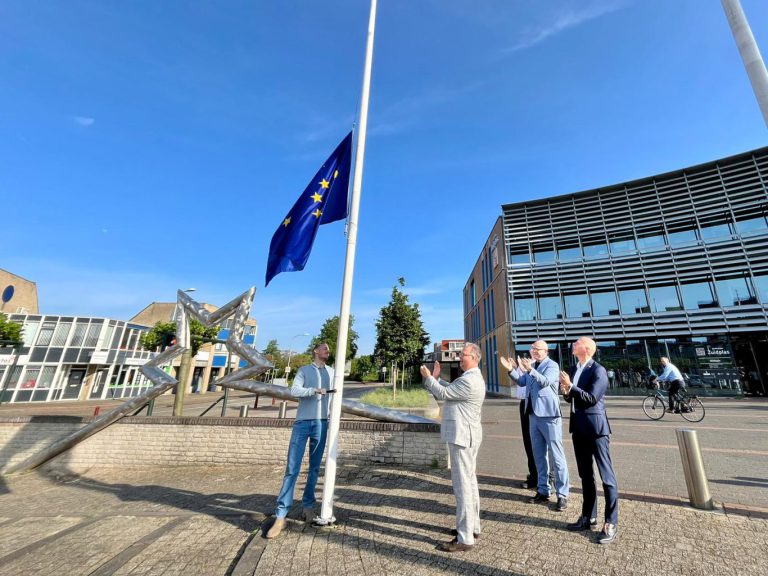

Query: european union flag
<box><xmin>266</xmin><ymin>132</ymin><xmax>353</xmax><ymax>286</ymax></box>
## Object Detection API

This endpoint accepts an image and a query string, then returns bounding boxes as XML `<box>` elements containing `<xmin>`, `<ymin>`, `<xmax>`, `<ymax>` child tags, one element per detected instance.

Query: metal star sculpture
<box><xmin>141</xmin><ymin>287</ymin><xmax>273</xmax><ymax>392</ymax></box>
<box><xmin>5</xmin><ymin>287</ymin><xmax>273</xmax><ymax>474</ymax></box>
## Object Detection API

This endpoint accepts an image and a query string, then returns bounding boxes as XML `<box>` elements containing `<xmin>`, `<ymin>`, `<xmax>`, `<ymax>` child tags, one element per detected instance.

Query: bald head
<box><xmin>573</xmin><ymin>337</ymin><xmax>596</xmax><ymax>362</ymax></box>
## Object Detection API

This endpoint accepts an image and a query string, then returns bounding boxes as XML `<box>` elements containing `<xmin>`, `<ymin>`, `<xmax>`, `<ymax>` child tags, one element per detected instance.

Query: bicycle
<box><xmin>642</xmin><ymin>380</ymin><xmax>705</xmax><ymax>422</ymax></box>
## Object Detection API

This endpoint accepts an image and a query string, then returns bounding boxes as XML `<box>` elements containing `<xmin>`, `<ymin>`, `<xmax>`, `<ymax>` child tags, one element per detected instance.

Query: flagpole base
<box><xmin>312</xmin><ymin>515</ymin><xmax>337</xmax><ymax>527</ymax></box>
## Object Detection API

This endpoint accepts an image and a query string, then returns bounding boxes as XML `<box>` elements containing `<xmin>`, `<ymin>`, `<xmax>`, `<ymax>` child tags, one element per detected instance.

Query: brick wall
<box><xmin>0</xmin><ymin>416</ymin><xmax>446</xmax><ymax>473</ymax></box>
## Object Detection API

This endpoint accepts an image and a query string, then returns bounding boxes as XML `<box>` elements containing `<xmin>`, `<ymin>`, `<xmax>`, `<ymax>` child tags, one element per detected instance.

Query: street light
<box><xmin>285</xmin><ymin>333</ymin><xmax>310</xmax><ymax>375</ymax></box>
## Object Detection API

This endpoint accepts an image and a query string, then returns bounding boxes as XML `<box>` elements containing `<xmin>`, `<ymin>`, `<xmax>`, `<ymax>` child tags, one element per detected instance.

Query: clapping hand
<box><xmin>559</xmin><ymin>371</ymin><xmax>572</xmax><ymax>394</ymax></box>
<box><xmin>432</xmin><ymin>361</ymin><xmax>441</xmax><ymax>378</ymax></box>
<box><xmin>499</xmin><ymin>356</ymin><xmax>518</xmax><ymax>372</ymax></box>
<box><xmin>519</xmin><ymin>356</ymin><xmax>533</xmax><ymax>372</ymax></box>
<box><xmin>419</xmin><ymin>365</ymin><xmax>431</xmax><ymax>379</ymax></box>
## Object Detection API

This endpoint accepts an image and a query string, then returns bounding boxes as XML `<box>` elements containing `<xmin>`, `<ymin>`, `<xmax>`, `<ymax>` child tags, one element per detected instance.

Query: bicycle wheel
<box><xmin>681</xmin><ymin>397</ymin><xmax>705</xmax><ymax>422</ymax></box>
<box><xmin>642</xmin><ymin>394</ymin><xmax>666</xmax><ymax>420</ymax></box>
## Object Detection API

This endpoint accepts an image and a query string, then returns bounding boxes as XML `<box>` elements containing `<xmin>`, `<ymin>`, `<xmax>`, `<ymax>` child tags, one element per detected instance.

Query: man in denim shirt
<box><xmin>266</xmin><ymin>342</ymin><xmax>332</xmax><ymax>538</ymax></box>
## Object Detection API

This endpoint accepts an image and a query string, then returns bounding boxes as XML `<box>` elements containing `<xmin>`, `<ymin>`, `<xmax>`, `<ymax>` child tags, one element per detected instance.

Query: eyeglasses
<box><xmin>530</xmin><ymin>347</ymin><xmax>547</xmax><ymax>352</ymax></box>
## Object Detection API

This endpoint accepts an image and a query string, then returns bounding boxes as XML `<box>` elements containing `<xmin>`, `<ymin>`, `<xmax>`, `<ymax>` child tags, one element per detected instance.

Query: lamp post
<box><xmin>285</xmin><ymin>333</ymin><xmax>310</xmax><ymax>376</ymax></box>
<box><xmin>173</xmin><ymin>288</ymin><xmax>196</xmax><ymax>417</ymax></box>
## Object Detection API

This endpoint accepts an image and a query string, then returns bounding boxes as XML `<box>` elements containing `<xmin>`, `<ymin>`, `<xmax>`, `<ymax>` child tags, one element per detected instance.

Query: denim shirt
<box><xmin>290</xmin><ymin>362</ymin><xmax>333</xmax><ymax>421</ymax></box>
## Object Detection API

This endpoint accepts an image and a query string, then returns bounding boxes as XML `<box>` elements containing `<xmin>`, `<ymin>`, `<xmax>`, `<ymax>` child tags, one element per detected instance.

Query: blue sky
<box><xmin>2</xmin><ymin>0</ymin><xmax>767</xmax><ymax>355</ymax></box>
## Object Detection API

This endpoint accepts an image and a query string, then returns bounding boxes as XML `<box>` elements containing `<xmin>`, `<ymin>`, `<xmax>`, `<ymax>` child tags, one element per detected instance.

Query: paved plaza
<box><xmin>0</xmin><ymin>393</ymin><xmax>766</xmax><ymax>575</ymax></box>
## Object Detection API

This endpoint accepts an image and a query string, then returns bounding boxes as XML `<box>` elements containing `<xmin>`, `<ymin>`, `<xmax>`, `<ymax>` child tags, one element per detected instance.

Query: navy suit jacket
<box><xmin>563</xmin><ymin>359</ymin><xmax>611</xmax><ymax>437</ymax></box>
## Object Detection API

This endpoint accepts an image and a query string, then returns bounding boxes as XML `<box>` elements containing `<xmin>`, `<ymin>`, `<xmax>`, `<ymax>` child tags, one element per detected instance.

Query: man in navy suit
<box><xmin>559</xmin><ymin>337</ymin><xmax>619</xmax><ymax>544</ymax></box>
<box><xmin>501</xmin><ymin>340</ymin><xmax>569</xmax><ymax>511</ymax></box>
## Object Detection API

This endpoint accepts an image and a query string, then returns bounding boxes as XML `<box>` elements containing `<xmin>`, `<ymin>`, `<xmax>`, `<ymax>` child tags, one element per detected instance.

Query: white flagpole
<box><xmin>721</xmin><ymin>0</ymin><xmax>768</xmax><ymax>128</ymax></box>
<box><xmin>317</xmin><ymin>0</ymin><xmax>377</xmax><ymax>525</ymax></box>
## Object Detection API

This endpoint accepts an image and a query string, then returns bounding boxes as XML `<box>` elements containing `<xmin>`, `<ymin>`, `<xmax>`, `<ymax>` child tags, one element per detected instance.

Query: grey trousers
<box><xmin>448</xmin><ymin>442</ymin><xmax>481</xmax><ymax>545</ymax></box>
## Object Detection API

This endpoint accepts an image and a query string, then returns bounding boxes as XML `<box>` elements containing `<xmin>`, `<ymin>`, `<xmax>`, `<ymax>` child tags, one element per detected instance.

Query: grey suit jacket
<box><xmin>424</xmin><ymin>367</ymin><xmax>485</xmax><ymax>448</ymax></box>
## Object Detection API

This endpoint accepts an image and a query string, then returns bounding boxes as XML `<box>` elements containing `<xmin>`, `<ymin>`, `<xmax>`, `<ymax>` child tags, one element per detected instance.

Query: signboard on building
<box><xmin>694</xmin><ymin>345</ymin><xmax>732</xmax><ymax>368</ymax></box>
<box><xmin>89</xmin><ymin>351</ymin><xmax>109</xmax><ymax>364</ymax></box>
<box><xmin>0</xmin><ymin>355</ymin><xmax>17</xmax><ymax>366</ymax></box>
<box><xmin>124</xmin><ymin>357</ymin><xmax>149</xmax><ymax>366</ymax></box>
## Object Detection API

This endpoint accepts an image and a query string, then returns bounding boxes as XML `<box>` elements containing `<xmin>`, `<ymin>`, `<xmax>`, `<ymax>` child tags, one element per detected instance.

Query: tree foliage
<box><xmin>374</xmin><ymin>279</ymin><xmax>430</xmax><ymax>372</ymax></box>
<box><xmin>309</xmin><ymin>315</ymin><xmax>358</xmax><ymax>365</ymax></box>
<box><xmin>350</xmin><ymin>354</ymin><xmax>378</xmax><ymax>381</ymax></box>
<box><xmin>0</xmin><ymin>313</ymin><xmax>22</xmax><ymax>345</ymax></box>
<box><xmin>140</xmin><ymin>320</ymin><xmax>219</xmax><ymax>356</ymax></box>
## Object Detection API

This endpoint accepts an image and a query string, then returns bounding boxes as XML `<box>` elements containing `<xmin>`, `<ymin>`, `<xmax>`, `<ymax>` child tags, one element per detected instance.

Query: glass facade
<box><xmin>500</xmin><ymin>146</ymin><xmax>768</xmax><ymax>396</ymax></box>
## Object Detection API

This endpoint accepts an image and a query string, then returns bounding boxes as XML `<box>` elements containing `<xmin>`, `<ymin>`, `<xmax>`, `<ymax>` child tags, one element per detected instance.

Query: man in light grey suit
<box><xmin>420</xmin><ymin>342</ymin><xmax>485</xmax><ymax>553</ymax></box>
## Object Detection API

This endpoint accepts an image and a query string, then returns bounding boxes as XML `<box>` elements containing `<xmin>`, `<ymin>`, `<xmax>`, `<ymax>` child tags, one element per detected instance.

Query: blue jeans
<box><xmin>275</xmin><ymin>419</ymin><xmax>328</xmax><ymax>519</ymax></box>
<box><xmin>530</xmin><ymin>414</ymin><xmax>569</xmax><ymax>498</ymax></box>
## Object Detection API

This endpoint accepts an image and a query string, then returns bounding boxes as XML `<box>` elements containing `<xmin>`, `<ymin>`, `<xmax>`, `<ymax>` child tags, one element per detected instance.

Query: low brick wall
<box><xmin>0</xmin><ymin>416</ymin><xmax>445</xmax><ymax>474</ymax></box>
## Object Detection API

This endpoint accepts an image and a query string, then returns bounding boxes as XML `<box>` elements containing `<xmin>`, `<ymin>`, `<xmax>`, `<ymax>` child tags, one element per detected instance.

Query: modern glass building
<box><xmin>467</xmin><ymin>146</ymin><xmax>768</xmax><ymax>396</ymax></box>
<box><xmin>0</xmin><ymin>315</ymin><xmax>155</xmax><ymax>403</ymax></box>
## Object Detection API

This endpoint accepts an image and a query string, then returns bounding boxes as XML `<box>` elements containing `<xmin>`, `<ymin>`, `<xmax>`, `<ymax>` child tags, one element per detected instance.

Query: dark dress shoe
<box><xmin>598</xmin><ymin>523</ymin><xmax>618</xmax><ymax>544</ymax></box>
<box><xmin>437</xmin><ymin>540</ymin><xmax>473</xmax><ymax>552</ymax></box>
<box><xmin>529</xmin><ymin>492</ymin><xmax>551</xmax><ymax>504</ymax></box>
<box><xmin>450</xmin><ymin>529</ymin><xmax>480</xmax><ymax>540</ymax></box>
<box><xmin>566</xmin><ymin>516</ymin><xmax>597</xmax><ymax>531</ymax></box>
<box><xmin>555</xmin><ymin>496</ymin><xmax>568</xmax><ymax>511</ymax></box>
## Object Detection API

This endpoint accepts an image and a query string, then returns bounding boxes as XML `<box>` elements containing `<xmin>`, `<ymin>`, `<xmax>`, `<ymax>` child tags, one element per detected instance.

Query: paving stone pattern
<box><xmin>0</xmin><ymin>464</ymin><xmax>766</xmax><ymax>576</ymax></box>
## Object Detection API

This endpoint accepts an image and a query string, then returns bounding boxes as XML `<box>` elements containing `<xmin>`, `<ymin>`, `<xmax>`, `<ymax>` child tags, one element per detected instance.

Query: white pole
<box><xmin>317</xmin><ymin>0</ymin><xmax>377</xmax><ymax>525</ymax></box>
<box><xmin>722</xmin><ymin>0</ymin><xmax>768</xmax><ymax>127</ymax></box>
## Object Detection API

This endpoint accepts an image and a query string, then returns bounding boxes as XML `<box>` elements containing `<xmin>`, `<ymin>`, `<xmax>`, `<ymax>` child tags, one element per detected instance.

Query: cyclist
<box><xmin>657</xmin><ymin>357</ymin><xmax>685</xmax><ymax>413</ymax></box>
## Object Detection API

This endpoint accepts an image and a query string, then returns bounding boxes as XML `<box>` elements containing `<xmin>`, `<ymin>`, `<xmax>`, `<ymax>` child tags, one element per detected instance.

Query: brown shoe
<box><xmin>266</xmin><ymin>517</ymin><xmax>286</xmax><ymax>539</ymax></box>
<box><xmin>303</xmin><ymin>508</ymin><xmax>315</xmax><ymax>523</ymax></box>
<box><xmin>437</xmin><ymin>540</ymin><xmax>473</xmax><ymax>552</ymax></box>
<box><xmin>450</xmin><ymin>529</ymin><xmax>480</xmax><ymax>540</ymax></box>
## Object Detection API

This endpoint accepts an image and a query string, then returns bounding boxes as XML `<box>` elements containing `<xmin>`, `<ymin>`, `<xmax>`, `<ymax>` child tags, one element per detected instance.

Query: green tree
<box><xmin>350</xmin><ymin>354</ymin><xmax>377</xmax><ymax>381</ymax></box>
<box><xmin>309</xmin><ymin>315</ymin><xmax>358</xmax><ymax>365</ymax></box>
<box><xmin>373</xmin><ymin>278</ymin><xmax>430</xmax><ymax>378</ymax></box>
<box><xmin>0</xmin><ymin>313</ymin><xmax>22</xmax><ymax>345</ymax></box>
<box><xmin>140</xmin><ymin>320</ymin><xmax>219</xmax><ymax>356</ymax></box>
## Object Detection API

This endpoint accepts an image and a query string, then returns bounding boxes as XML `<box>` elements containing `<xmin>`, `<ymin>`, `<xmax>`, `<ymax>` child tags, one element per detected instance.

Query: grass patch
<box><xmin>360</xmin><ymin>387</ymin><xmax>431</xmax><ymax>408</ymax></box>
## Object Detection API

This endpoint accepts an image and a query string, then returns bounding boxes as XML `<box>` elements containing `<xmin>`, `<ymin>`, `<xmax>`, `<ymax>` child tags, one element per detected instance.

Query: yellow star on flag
<box><xmin>311</xmin><ymin>192</ymin><xmax>323</xmax><ymax>203</ymax></box>
<box><xmin>319</xmin><ymin>178</ymin><xmax>330</xmax><ymax>189</ymax></box>
<box><xmin>283</xmin><ymin>217</ymin><xmax>291</xmax><ymax>227</ymax></box>
<box><xmin>312</xmin><ymin>209</ymin><xmax>323</xmax><ymax>218</ymax></box>
<box><xmin>333</xmin><ymin>169</ymin><xmax>339</xmax><ymax>178</ymax></box>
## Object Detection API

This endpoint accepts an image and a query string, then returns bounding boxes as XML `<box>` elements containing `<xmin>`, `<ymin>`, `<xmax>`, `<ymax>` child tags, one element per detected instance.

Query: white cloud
<box><xmin>503</xmin><ymin>1</ymin><xmax>630</xmax><ymax>53</ymax></box>
<box><xmin>72</xmin><ymin>116</ymin><xmax>95</xmax><ymax>127</ymax></box>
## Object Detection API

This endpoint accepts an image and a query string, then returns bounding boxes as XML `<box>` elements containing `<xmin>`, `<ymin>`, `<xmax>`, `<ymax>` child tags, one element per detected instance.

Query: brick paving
<box><xmin>0</xmin><ymin>392</ymin><xmax>766</xmax><ymax>574</ymax></box>
<box><xmin>0</xmin><ymin>463</ymin><xmax>766</xmax><ymax>576</ymax></box>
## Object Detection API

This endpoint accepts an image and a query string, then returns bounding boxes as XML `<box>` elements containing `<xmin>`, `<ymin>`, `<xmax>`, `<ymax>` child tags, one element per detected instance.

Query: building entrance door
<box><xmin>730</xmin><ymin>336</ymin><xmax>767</xmax><ymax>396</ymax></box>
<box><xmin>62</xmin><ymin>368</ymin><xmax>86</xmax><ymax>400</ymax></box>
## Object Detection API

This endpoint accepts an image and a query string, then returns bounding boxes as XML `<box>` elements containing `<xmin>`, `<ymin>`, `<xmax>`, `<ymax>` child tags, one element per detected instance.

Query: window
<box><xmin>619</xmin><ymin>288</ymin><xmax>650</xmax><ymax>314</ymax></box>
<box><xmin>716</xmin><ymin>277</ymin><xmax>757</xmax><ymax>306</ymax></box>
<box><xmin>538</xmin><ymin>296</ymin><xmax>563</xmax><ymax>320</ymax></box>
<box><xmin>50</xmin><ymin>322</ymin><xmax>72</xmax><ymax>347</ymax></box>
<box><xmin>680</xmin><ymin>282</ymin><xmax>718</xmax><ymax>309</ymax></box>
<box><xmin>557</xmin><ymin>246</ymin><xmax>581</xmax><ymax>261</ymax></box>
<box><xmin>564</xmin><ymin>293</ymin><xmax>591</xmax><ymax>318</ymax></box>
<box><xmin>648</xmin><ymin>285</ymin><xmax>682</xmax><ymax>312</ymax></box>
<box><xmin>591</xmin><ymin>291</ymin><xmax>620</xmax><ymax>316</ymax></box>
<box><xmin>70</xmin><ymin>322</ymin><xmax>89</xmax><ymax>347</ymax></box>
<box><xmin>22</xmin><ymin>321</ymin><xmax>40</xmax><ymax>347</ymax></box>
<box><xmin>36</xmin><ymin>321</ymin><xmax>56</xmax><ymax>347</ymax></box>
<box><xmin>85</xmin><ymin>323</ymin><xmax>102</xmax><ymax>347</ymax></box>
<box><xmin>510</xmin><ymin>249</ymin><xmax>531</xmax><ymax>264</ymax></box>
<box><xmin>533</xmin><ymin>249</ymin><xmax>555</xmax><ymax>264</ymax></box>
<box><xmin>514</xmin><ymin>298</ymin><xmax>536</xmax><ymax>321</ymax></box>
<box><xmin>667</xmin><ymin>224</ymin><xmax>697</xmax><ymax>247</ymax></box>
<box><xmin>754</xmin><ymin>274</ymin><xmax>768</xmax><ymax>303</ymax></box>
<box><xmin>636</xmin><ymin>230</ymin><xmax>665</xmax><ymax>252</ymax></box>
<box><xmin>609</xmin><ymin>235</ymin><xmax>636</xmax><ymax>255</ymax></box>
<box><xmin>470</xmin><ymin>280</ymin><xmax>475</xmax><ymax>306</ymax></box>
<box><xmin>583</xmin><ymin>241</ymin><xmax>609</xmax><ymax>259</ymax></box>
<box><xmin>736</xmin><ymin>216</ymin><xmax>768</xmax><ymax>234</ymax></box>
<box><xmin>700</xmin><ymin>223</ymin><xmax>731</xmax><ymax>241</ymax></box>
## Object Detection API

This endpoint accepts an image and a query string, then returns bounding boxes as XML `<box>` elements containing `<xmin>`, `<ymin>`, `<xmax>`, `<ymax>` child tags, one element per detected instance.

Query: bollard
<box><xmin>147</xmin><ymin>398</ymin><xmax>154</xmax><ymax>416</ymax></box>
<box><xmin>278</xmin><ymin>400</ymin><xmax>287</xmax><ymax>419</ymax></box>
<box><xmin>93</xmin><ymin>406</ymin><xmax>100</xmax><ymax>416</ymax></box>
<box><xmin>675</xmin><ymin>428</ymin><xmax>714</xmax><ymax>510</ymax></box>
<box><xmin>239</xmin><ymin>405</ymin><xmax>249</xmax><ymax>418</ymax></box>
<box><xmin>253</xmin><ymin>394</ymin><xmax>259</xmax><ymax>410</ymax></box>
